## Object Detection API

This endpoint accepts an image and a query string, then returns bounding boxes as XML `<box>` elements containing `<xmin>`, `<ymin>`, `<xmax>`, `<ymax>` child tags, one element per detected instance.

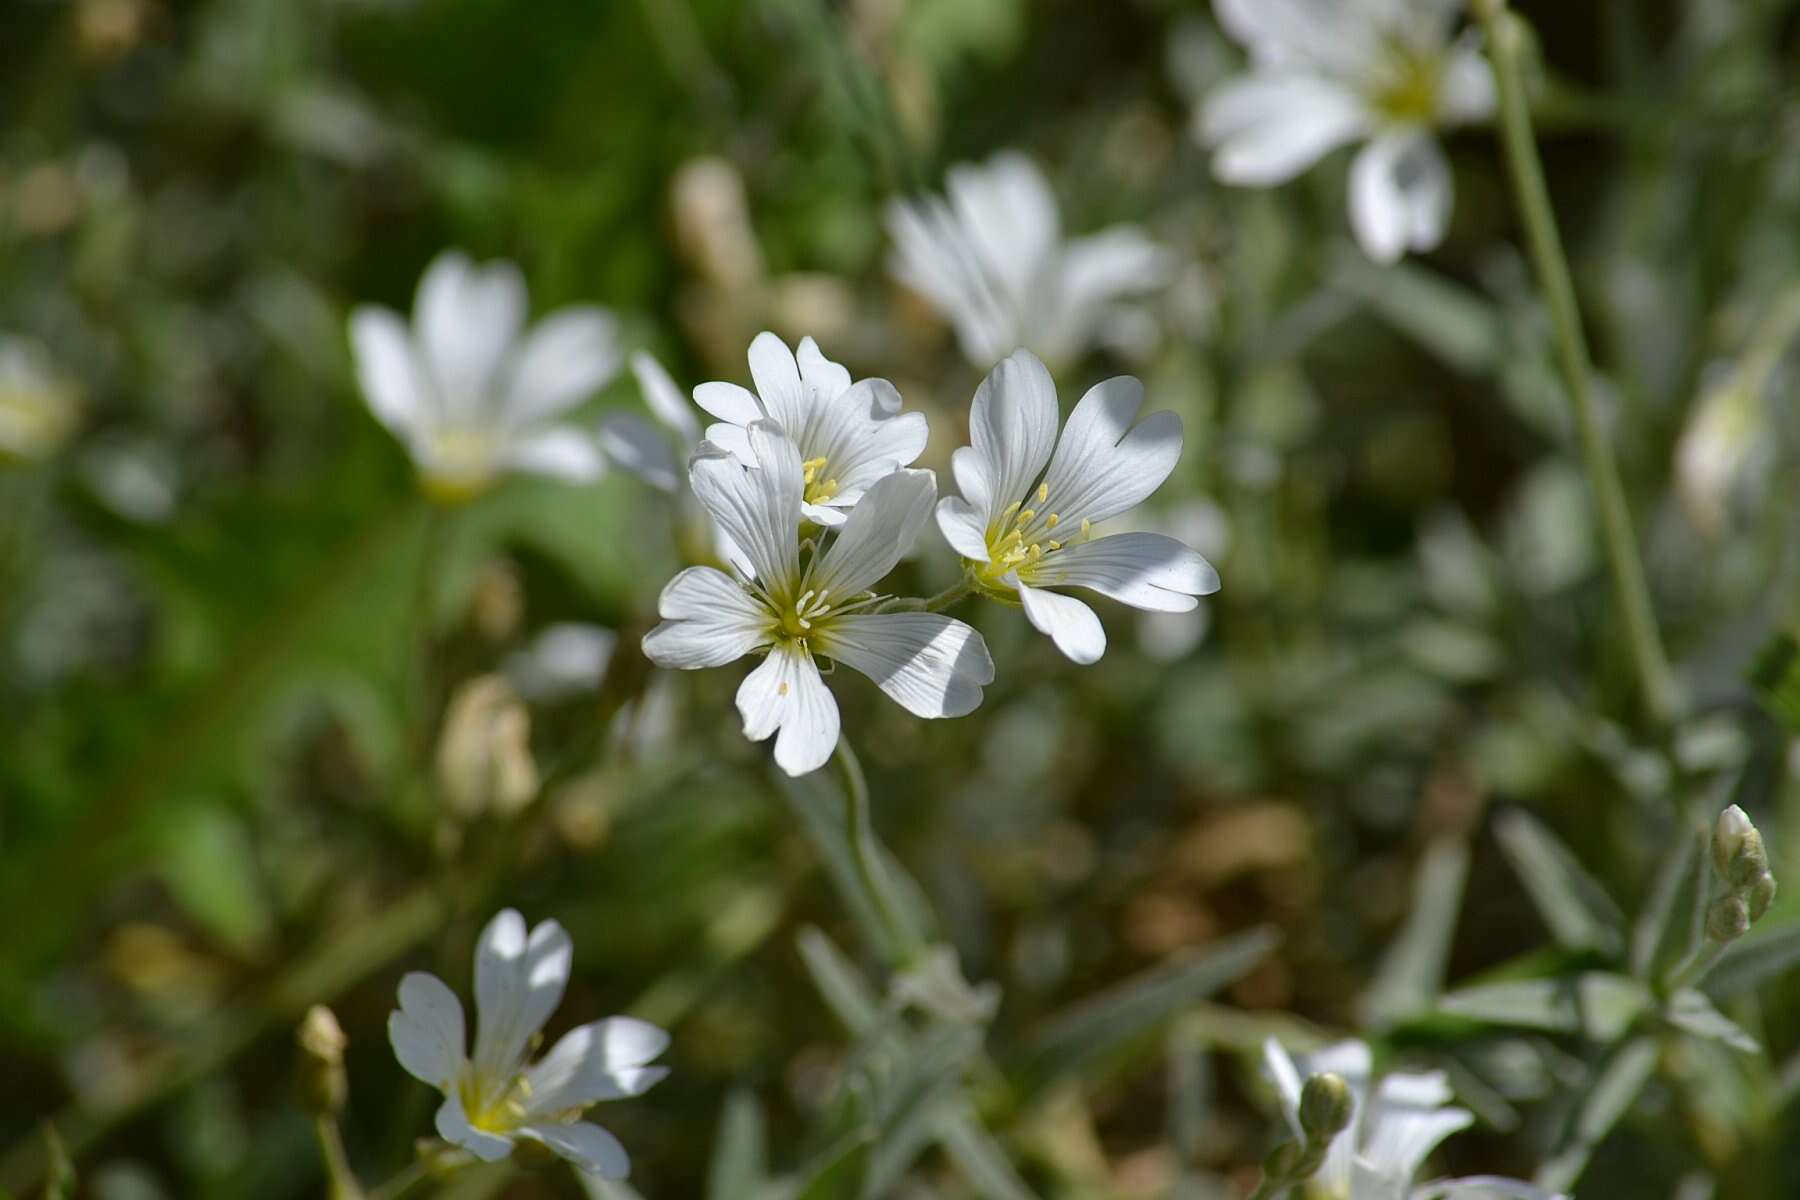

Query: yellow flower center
<box><xmin>1369</xmin><ymin>41</ymin><xmax>1443</xmax><ymax>125</ymax></box>
<box><xmin>777</xmin><ymin>586</ymin><xmax>836</xmax><ymax>643</ymax></box>
<box><xmin>460</xmin><ymin>1072</ymin><xmax>533</xmax><ymax>1134</ymax></box>
<box><xmin>420</xmin><ymin>428</ymin><xmax>500</xmax><ymax>505</ymax></box>
<box><xmin>972</xmin><ymin>481</ymin><xmax>1088</xmax><ymax>588</ymax></box>
<box><xmin>801</xmin><ymin>456</ymin><xmax>840</xmax><ymax>506</ymax></box>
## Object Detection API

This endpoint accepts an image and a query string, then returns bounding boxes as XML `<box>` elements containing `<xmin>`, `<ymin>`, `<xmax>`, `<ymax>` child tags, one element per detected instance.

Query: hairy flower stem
<box><xmin>1664</xmin><ymin>938</ymin><xmax>1728</xmax><ymax>995</ymax></box>
<box><xmin>365</xmin><ymin>1163</ymin><xmax>428</xmax><ymax>1200</ymax></box>
<box><xmin>835</xmin><ymin>738</ymin><xmax>921</xmax><ymax>966</ymax></box>
<box><xmin>1475</xmin><ymin>0</ymin><xmax>1676</xmax><ymax>729</ymax></box>
<box><xmin>313</xmin><ymin>1115</ymin><xmax>366</xmax><ymax>1200</ymax></box>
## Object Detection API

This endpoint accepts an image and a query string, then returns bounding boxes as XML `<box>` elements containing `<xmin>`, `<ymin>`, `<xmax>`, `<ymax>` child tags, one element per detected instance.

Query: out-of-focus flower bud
<box><xmin>1712</xmin><ymin>804</ymin><xmax>1774</xmax><ymax>904</ymax></box>
<box><xmin>1299</xmin><ymin>1072</ymin><xmax>1354</xmax><ymax>1145</ymax></box>
<box><xmin>1749</xmin><ymin>872</ymin><xmax>1778</xmax><ymax>922</ymax></box>
<box><xmin>296</xmin><ymin>1005</ymin><xmax>348</xmax><ymax>1115</ymax></box>
<box><xmin>1706</xmin><ymin>894</ymin><xmax>1751</xmax><ymax>945</ymax></box>
<box><xmin>468</xmin><ymin>559</ymin><xmax>523</xmax><ymax>642</ymax></box>
<box><xmin>1675</xmin><ymin>372</ymin><xmax>1760</xmax><ymax>537</ymax></box>
<box><xmin>436</xmin><ymin>675</ymin><xmax>538</xmax><ymax>820</ymax></box>
<box><xmin>672</xmin><ymin>157</ymin><xmax>763</xmax><ymax>292</ymax></box>
<box><xmin>0</xmin><ymin>336</ymin><xmax>80</xmax><ymax>462</ymax></box>
<box><xmin>1712</xmin><ymin>806</ymin><xmax>1755</xmax><ymax>880</ymax></box>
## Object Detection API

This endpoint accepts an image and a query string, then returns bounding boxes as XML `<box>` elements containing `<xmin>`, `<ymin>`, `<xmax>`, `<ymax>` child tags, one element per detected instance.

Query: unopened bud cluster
<box><xmin>1262</xmin><ymin>1071</ymin><xmax>1353</xmax><ymax>1191</ymax></box>
<box><xmin>1707</xmin><ymin>805</ymin><xmax>1777</xmax><ymax>945</ymax></box>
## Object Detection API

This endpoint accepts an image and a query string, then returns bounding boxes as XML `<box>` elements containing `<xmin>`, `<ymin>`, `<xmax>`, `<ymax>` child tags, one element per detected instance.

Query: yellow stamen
<box><xmin>1036</xmin><ymin>482</ymin><xmax>1048</xmax><ymax>503</ymax></box>
<box><xmin>1017</xmin><ymin>509</ymin><xmax>1035</xmax><ymax>524</ymax></box>
<box><xmin>1045</xmin><ymin>513</ymin><xmax>1059</xmax><ymax>528</ymax></box>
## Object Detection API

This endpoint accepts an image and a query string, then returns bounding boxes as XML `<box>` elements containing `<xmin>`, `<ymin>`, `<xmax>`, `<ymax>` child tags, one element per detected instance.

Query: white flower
<box><xmin>597</xmin><ymin>351</ymin><xmax>703</xmax><ymax>494</ymax></box>
<box><xmin>599</xmin><ymin>351</ymin><xmax>747</xmax><ymax>570</ymax></box>
<box><xmin>350</xmin><ymin>250</ymin><xmax>619</xmax><ymax>503</ymax></box>
<box><xmin>504</xmin><ymin>622</ymin><xmax>618</xmax><ymax>703</ymax></box>
<box><xmin>1264</xmin><ymin>1039</ymin><xmax>1563</xmax><ymax>1200</ymax></box>
<box><xmin>690</xmin><ymin>332</ymin><xmax>928</xmax><ymax>528</ymax></box>
<box><xmin>1199</xmin><ymin>0</ymin><xmax>1495</xmax><ymax>263</ymax></box>
<box><xmin>388</xmin><ymin>909</ymin><xmax>669</xmax><ymax>1179</ymax></box>
<box><xmin>886</xmin><ymin>151</ymin><xmax>1173</xmax><ymax>368</ymax></box>
<box><xmin>642</xmin><ymin>421</ymin><xmax>994</xmax><ymax>776</ymax></box>
<box><xmin>935</xmin><ymin>350</ymin><xmax>1219</xmax><ymax>665</ymax></box>
<box><xmin>0</xmin><ymin>335</ymin><xmax>79</xmax><ymax>462</ymax></box>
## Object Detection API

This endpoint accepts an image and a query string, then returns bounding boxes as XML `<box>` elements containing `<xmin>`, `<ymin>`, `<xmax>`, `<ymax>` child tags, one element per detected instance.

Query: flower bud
<box><xmin>436</xmin><ymin>675</ymin><xmax>538</xmax><ymax>820</ymax></box>
<box><xmin>1749</xmin><ymin>871</ymin><xmax>1778</xmax><ymax>923</ymax></box>
<box><xmin>296</xmin><ymin>1005</ymin><xmax>348</xmax><ymax>1115</ymax></box>
<box><xmin>1706</xmin><ymin>894</ymin><xmax>1751</xmax><ymax>945</ymax></box>
<box><xmin>1299</xmin><ymin>1072</ymin><xmax>1355</xmax><ymax>1145</ymax></box>
<box><xmin>1712</xmin><ymin>805</ymin><xmax>1771</xmax><ymax>889</ymax></box>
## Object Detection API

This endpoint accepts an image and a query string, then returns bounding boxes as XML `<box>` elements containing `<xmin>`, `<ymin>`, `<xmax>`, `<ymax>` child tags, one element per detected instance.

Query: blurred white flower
<box><xmin>691</xmin><ymin>332</ymin><xmax>928</xmax><ymax>528</ymax></box>
<box><xmin>936</xmin><ymin>350</ymin><xmax>1219</xmax><ymax>665</ymax></box>
<box><xmin>1264</xmin><ymin>1039</ymin><xmax>1562</xmax><ymax>1200</ymax></box>
<box><xmin>596</xmin><ymin>351</ymin><xmax>702</xmax><ymax>493</ymax></box>
<box><xmin>1674</xmin><ymin>369</ymin><xmax>1764</xmax><ymax>536</ymax></box>
<box><xmin>388</xmin><ymin>909</ymin><xmax>668</xmax><ymax>1179</ymax></box>
<box><xmin>1199</xmin><ymin>0</ymin><xmax>1495</xmax><ymax>263</ymax></box>
<box><xmin>505</xmin><ymin>622</ymin><xmax>619</xmax><ymax>703</ymax></box>
<box><xmin>599</xmin><ymin>351</ymin><xmax>747</xmax><ymax>570</ymax></box>
<box><xmin>0</xmin><ymin>335</ymin><xmax>79</xmax><ymax>462</ymax></box>
<box><xmin>350</xmin><ymin>250</ymin><xmax>618</xmax><ymax>503</ymax></box>
<box><xmin>886</xmin><ymin>150</ymin><xmax>1173</xmax><ymax>368</ymax></box>
<box><xmin>642</xmin><ymin>421</ymin><xmax>993</xmax><ymax>776</ymax></box>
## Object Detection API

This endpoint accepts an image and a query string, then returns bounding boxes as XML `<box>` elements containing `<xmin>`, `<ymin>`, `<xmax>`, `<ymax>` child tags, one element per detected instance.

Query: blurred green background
<box><xmin>5</xmin><ymin>0</ymin><xmax>1800</xmax><ymax>1196</ymax></box>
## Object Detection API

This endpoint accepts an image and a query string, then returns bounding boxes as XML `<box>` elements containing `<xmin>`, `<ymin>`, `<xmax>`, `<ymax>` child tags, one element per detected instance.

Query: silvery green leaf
<box><xmin>1333</xmin><ymin>253</ymin><xmax>1507</xmax><ymax>373</ymax></box>
<box><xmin>1705</xmin><ymin>922</ymin><xmax>1800</xmax><ymax>998</ymax></box>
<box><xmin>1438</xmin><ymin>973</ymin><xmax>1648</xmax><ymax>1040</ymax></box>
<box><xmin>1630</xmin><ymin>825</ymin><xmax>1703</xmax><ymax>980</ymax></box>
<box><xmin>1364</xmin><ymin>837</ymin><xmax>1469</xmax><ymax>1028</ymax></box>
<box><xmin>1535</xmin><ymin>1037</ymin><xmax>1658</xmax><ymax>1193</ymax></box>
<box><xmin>1014</xmin><ymin>927</ymin><xmax>1279</xmax><ymax>1088</ymax></box>
<box><xmin>1664</xmin><ymin>989</ymin><xmax>1760</xmax><ymax>1054</ymax></box>
<box><xmin>1494</xmin><ymin>809</ymin><xmax>1624</xmax><ymax>955</ymax></box>
<box><xmin>707</xmin><ymin>1090</ymin><xmax>769</xmax><ymax>1200</ymax></box>
<box><xmin>1503</xmin><ymin>462</ymin><xmax>1595</xmax><ymax>597</ymax></box>
<box><xmin>779</xmin><ymin>771</ymin><xmax>932</xmax><ymax>963</ymax></box>
<box><xmin>934</xmin><ymin>1105</ymin><xmax>1037</xmax><ymax>1200</ymax></box>
<box><xmin>797</xmin><ymin>926</ymin><xmax>880</xmax><ymax>1034</ymax></box>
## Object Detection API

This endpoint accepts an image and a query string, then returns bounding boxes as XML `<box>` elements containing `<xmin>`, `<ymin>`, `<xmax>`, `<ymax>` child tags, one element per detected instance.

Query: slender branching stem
<box><xmin>834</xmin><ymin>738</ymin><xmax>919</xmax><ymax>965</ymax></box>
<box><xmin>1474</xmin><ymin>0</ymin><xmax>1676</xmax><ymax>728</ymax></box>
<box><xmin>1665</xmin><ymin>936</ymin><xmax>1729</xmax><ymax>995</ymax></box>
<box><xmin>314</xmin><ymin>1115</ymin><xmax>365</xmax><ymax>1200</ymax></box>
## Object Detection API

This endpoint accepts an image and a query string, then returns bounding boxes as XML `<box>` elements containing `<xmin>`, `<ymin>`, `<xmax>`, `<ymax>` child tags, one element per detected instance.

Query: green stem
<box><xmin>315</xmin><ymin>1115</ymin><xmax>366</xmax><ymax>1200</ymax></box>
<box><xmin>834</xmin><ymin>738</ymin><xmax>919</xmax><ymax>965</ymax></box>
<box><xmin>1475</xmin><ymin>0</ymin><xmax>1676</xmax><ymax>729</ymax></box>
<box><xmin>877</xmin><ymin>576</ymin><xmax>977</xmax><ymax>614</ymax></box>
<box><xmin>1665</xmin><ymin>935</ymin><xmax>1729</xmax><ymax>995</ymax></box>
<box><xmin>1247</xmin><ymin>1179</ymin><xmax>1289</xmax><ymax>1200</ymax></box>
<box><xmin>366</xmin><ymin>1160</ymin><xmax>429</xmax><ymax>1200</ymax></box>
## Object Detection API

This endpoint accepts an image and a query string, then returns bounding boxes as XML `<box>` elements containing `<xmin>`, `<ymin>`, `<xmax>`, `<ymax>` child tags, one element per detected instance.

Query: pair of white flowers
<box><xmin>1199</xmin><ymin>0</ymin><xmax>1495</xmax><ymax>263</ymax></box>
<box><xmin>389</xmin><ymin>909</ymin><xmax>669</xmax><ymax>1179</ymax></box>
<box><xmin>1264</xmin><ymin>1039</ymin><xmax>1562</xmax><ymax>1200</ymax></box>
<box><xmin>638</xmin><ymin>334</ymin><xmax>1218</xmax><ymax>776</ymax></box>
